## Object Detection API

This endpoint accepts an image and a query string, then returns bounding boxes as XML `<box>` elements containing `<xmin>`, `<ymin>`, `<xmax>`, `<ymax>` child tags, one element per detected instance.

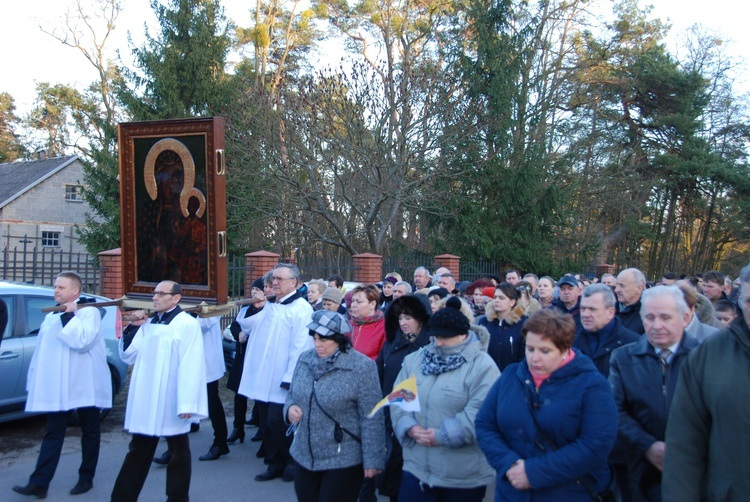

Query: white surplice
<box><xmin>120</xmin><ymin>311</ymin><xmax>208</xmax><ymax>436</ymax></box>
<box><xmin>237</xmin><ymin>297</ymin><xmax>313</xmax><ymax>404</ymax></box>
<box><xmin>26</xmin><ymin>306</ymin><xmax>111</xmax><ymax>412</ymax></box>
<box><xmin>198</xmin><ymin>316</ymin><xmax>225</xmax><ymax>383</ymax></box>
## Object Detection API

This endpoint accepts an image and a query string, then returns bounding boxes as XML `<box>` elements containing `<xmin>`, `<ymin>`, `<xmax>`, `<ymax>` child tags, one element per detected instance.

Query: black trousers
<box><xmin>232</xmin><ymin>393</ymin><xmax>247</xmax><ymax>429</ymax></box>
<box><xmin>255</xmin><ymin>401</ymin><xmax>292</xmax><ymax>471</ymax></box>
<box><xmin>294</xmin><ymin>462</ymin><xmax>364</xmax><ymax>502</ymax></box>
<box><xmin>29</xmin><ymin>407</ymin><xmax>101</xmax><ymax>488</ymax></box>
<box><xmin>111</xmin><ymin>433</ymin><xmax>191</xmax><ymax>502</ymax></box>
<box><xmin>206</xmin><ymin>379</ymin><xmax>228</xmax><ymax>446</ymax></box>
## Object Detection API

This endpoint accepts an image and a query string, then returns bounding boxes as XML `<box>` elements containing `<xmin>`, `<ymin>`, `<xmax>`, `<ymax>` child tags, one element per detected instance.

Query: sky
<box><xmin>2</xmin><ymin>0</ymin><xmax>747</xmax><ymax>117</ymax></box>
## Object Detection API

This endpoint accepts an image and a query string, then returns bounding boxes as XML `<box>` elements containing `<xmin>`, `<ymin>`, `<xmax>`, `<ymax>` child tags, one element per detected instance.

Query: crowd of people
<box><xmin>10</xmin><ymin>264</ymin><xmax>750</xmax><ymax>502</ymax></box>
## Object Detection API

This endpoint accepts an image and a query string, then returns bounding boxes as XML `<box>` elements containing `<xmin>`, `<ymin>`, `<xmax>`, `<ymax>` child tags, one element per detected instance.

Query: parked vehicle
<box><xmin>0</xmin><ymin>281</ymin><xmax>128</xmax><ymax>423</ymax></box>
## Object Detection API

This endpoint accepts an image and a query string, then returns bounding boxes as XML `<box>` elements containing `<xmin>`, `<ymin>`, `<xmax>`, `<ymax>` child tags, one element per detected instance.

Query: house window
<box><xmin>65</xmin><ymin>184</ymin><xmax>84</xmax><ymax>202</ymax></box>
<box><xmin>41</xmin><ymin>231</ymin><xmax>60</xmax><ymax>247</ymax></box>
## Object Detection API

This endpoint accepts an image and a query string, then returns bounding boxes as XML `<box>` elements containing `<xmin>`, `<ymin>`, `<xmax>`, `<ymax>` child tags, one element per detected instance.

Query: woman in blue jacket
<box><xmin>475</xmin><ymin>309</ymin><xmax>617</xmax><ymax>501</ymax></box>
<box><xmin>477</xmin><ymin>282</ymin><xmax>526</xmax><ymax>371</ymax></box>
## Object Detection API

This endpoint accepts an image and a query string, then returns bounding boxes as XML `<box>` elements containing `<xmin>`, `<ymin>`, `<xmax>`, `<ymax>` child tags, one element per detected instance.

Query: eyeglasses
<box><xmin>272</xmin><ymin>276</ymin><xmax>295</xmax><ymax>283</ymax></box>
<box><xmin>152</xmin><ymin>291</ymin><xmax>174</xmax><ymax>297</ymax></box>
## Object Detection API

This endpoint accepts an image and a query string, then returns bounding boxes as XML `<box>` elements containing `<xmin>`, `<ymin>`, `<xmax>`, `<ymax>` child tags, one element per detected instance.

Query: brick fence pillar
<box><xmin>595</xmin><ymin>263</ymin><xmax>615</xmax><ymax>278</ymax></box>
<box><xmin>353</xmin><ymin>253</ymin><xmax>383</xmax><ymax>285</ymax></box>
<box><xmin>98</xmin><ymin>248</ymin><xmax>123</xmax><ymax>299</ymax></box>
<box><xmin>245</xmin><ymin>251</ymin><xmax>281</xmax><ymax>298</ymax></box>
<box><xmin>434</xmin><ymin>254</ymin><xmax>461</xmax><ymax>281</ymax></box>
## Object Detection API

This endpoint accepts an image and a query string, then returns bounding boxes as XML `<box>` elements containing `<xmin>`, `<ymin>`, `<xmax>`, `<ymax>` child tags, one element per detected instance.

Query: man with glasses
<box><xmin>238</xmin><ymin>263</ymin><xmax>313</xmax><ymax>483</ymax></box>
<box><xmin>111</xmin><ymin>281</ymin><xmax>208</xmax><ymax>502</ymax></box>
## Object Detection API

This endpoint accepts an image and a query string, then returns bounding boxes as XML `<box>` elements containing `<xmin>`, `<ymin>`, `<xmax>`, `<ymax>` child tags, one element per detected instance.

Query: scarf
<box><xmin>311</xmin><ymin>349</ymin><xmax>342</xmax><ymax>381</ymax></box>
<box><xmin>403</xmin><ymin>331</ymin><xmax>419</xmax><ymax>343</ymax></box>
<box><xmin>421</xmin><ymin>335</ymin><xmax>472</xmax><ymax>375</ymax></box>
<box><xmin>351</xmin><ymin>310</ymin><xmax>384</xmax><ymax>325</ymax></box>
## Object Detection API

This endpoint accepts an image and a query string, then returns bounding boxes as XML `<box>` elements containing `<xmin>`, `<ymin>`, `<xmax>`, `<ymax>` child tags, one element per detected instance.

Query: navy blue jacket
<box><xmin>574</xmin><ymin>317</ymin><xmax>640</xmax><ymax>378</ymax></box>
<box><xmin>477</xmin><ymin>303</ymin><xmax>526</xmax><ymax>371</ymax></box>
<box><xmin>550</xmin><ymin>297</ymin><xmax>582</xmax><ymax>329</ymax></box>
<box><xmin>476</xmin><ymin>350</ymin><xmax>618</xmax><ymax>501</ymax></box>
<box><xmin>609</xmin><ymin>332</ymin><xmax>699</xmax><ymax>501</ymax></box>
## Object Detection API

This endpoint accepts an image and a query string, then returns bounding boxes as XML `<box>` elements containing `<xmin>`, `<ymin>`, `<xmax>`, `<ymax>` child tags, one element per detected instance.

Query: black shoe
<box><xmin>227</xmin><ymin>428</ymin><xmax>245</xmax><ymax>444</ymax></box>
<box><xmin>255</xmin><ymin>446</ymin><xmax>266</xmax><ymax>458</ymax></box>
<box><xmin>153</xmin><ymin>450</ymin><xmax>171</xmax><ymax>465</ymax></box>
<box><xmin>70</xmin><ymin>481</ymin><xmax>93</xmax><ymax>495</ymax></box>
<box><xmin>190</xmin><ymin>422</ymin><xmax>200</xmax><ymax>433</ymax></box>
<box><xmin>199</xmin><ymin>444</ymin><xmax>230</xmax><ymax>461</ymax></box>
<box><xmin>12</xmin><ymin>484</ymin><xmax>47</xmax><ymax>498</ymax></box>
<box><xmin>282</xmin><ymin>465</ymin><xmax>294</xmax><ymax>482</ymax></box>
<box><xmin>250</xmin><ymin>431</ymin><xmax>262</xmax><ymax>442</ymax></box>
<box><xmin>254</xmin><ymin>468</ymin><xmax>283</xmax><ymax>482</ymax></box>
<box><xmin>244</xmin><ymin>418</ymin><xmax>258</xmax><ymax>426</ymax></box>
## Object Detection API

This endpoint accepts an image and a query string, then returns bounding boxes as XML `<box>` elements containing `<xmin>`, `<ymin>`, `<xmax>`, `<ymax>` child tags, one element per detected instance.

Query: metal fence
<box><xmin>0</xmin><ymin>244</ymin><xmax>509</xmax><ymax>301</ymax></box>
<box><xmin>1</xmin><ymin>246</ymin><xmax>101</xmax><ymax>294</ymax></box>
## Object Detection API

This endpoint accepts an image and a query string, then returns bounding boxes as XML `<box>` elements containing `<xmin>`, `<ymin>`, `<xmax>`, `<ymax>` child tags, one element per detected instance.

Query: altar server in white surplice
<box><xmin>111</xmin><ymin>281</ymin><xmax>207</xmax><ymax>502</ymax></box>
<box><xmin>237</xmin><ymin>263</ymin><xmax>314</xmax><ymax>483</ymax></box>
<box><xmin>12</xmin><ymin>271</ymin><xmax>111</xmax><ymax>499</ymax></box>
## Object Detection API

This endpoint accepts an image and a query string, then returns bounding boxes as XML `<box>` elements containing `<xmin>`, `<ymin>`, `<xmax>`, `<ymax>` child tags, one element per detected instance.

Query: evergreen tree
<box><xmin>0</xmin><ymin>92</ymin><xmax>25</xmax><ymax>162</ymax></box>
<box><xmin>119</xmin><ymin>0</ymin><xmax>231</xmax><ymax>119</ymax></box>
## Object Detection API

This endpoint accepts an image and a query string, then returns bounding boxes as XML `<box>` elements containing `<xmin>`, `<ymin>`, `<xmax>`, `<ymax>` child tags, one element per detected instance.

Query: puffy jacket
<box><xmin>475</xmin><ymin>350</ymin><xmax>617</xmax><ymax>501</ymax></box>
<box><xmin>477</xmin><ymin>302</ymin><xmax>526</xmax><ymax>371</ymax></box>
<box><xmin>351</xmin><ymin>313</ymin><xmax>386</xmax><ymax>360</ymax></box>
<box><xmin>609</xmin><ymin>332</ymin><xmax>699</xmax><ymax>501</ymax></box>
<box><xmin>391</xmin><ymin>329</ymin><xmax>500</xmax><ymax>489</ymax></box>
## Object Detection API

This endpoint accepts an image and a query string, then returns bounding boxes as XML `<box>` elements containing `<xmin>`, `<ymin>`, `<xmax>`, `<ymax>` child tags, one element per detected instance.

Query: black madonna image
<box><xmin>119</xmin><ymin>117</ymin><xmax>227</xmax><ymax>304</ymax></box>
<box><xmin>137</xmin><ymin>137</ymin><xmax>208</xmax><ymax>285</ymax></box>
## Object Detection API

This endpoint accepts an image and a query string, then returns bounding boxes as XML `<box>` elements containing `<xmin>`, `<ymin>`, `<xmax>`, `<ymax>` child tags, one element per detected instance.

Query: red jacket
<box><xmin>351</xmin><ymin>316</ymin><xmax>386</xmax><ymax>360</ymax></box>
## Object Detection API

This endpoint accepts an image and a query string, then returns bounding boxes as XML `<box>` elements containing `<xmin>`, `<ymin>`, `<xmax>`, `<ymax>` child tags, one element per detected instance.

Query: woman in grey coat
<box><xmin>285</xmin><ymin>310</ymin><xmax>386</xmax><ymax>502</ymax></box>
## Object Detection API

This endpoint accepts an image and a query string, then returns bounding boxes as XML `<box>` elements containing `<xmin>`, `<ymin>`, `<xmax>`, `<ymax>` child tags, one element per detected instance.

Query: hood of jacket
<box><xmin>484</xmin><ymin>300</ymin><xmax>524</xmax><ymax>325</ymax></box>
<box><xmin>469</xmin><ymin>323</ymin><xmax>491</xmax><ymax>352</ymax></box>
<box><xmin>384</xmin><ymin>294</ymin><xmax>432</xmax><ymax>342</ymax></box>
<box><xmin>425</xmin><ymin>324</ymin><xmax>491</xmax><ymax>360</ymax></box>
<box><xmin>694</xmin><ymin>293</ymin><xmax>716</xmax><ymax>325</ymax></box>
<box><xmin>515</xmin><ymin>346</ymin><xmax>599</xmax><ymax>384</ymax></box>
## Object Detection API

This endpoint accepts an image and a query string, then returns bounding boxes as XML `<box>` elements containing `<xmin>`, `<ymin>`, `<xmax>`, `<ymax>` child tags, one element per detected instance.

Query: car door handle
<box><xmin>0</xmin><ymin>352</ymin><xmax>20</xmax><ymax>360</ymax></box>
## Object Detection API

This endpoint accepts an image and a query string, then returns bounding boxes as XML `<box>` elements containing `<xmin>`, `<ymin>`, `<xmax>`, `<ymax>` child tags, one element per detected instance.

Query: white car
<box><xmin>0</xmin><ymin>281</ymin><xmax>128</xmax><ymax>423</ymax></box>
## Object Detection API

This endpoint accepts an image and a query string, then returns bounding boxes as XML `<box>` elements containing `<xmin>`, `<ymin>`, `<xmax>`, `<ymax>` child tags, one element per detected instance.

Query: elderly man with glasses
<box><xmin>237</xmin><ymin>263</ymin><xmax>314</xmax><ymax>483</ymax></box>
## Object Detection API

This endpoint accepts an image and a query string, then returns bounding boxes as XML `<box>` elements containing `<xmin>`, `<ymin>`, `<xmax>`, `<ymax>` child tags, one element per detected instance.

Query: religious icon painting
<box><xmin>119</xmin><ymin>117</ymin><xmax>228</xmax><ymax>304</ymax></box>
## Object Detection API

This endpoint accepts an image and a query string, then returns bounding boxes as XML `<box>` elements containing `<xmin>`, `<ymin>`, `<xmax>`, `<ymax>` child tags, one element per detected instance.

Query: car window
<box><xmin>0</xmin><ymin>295</ymin><xmax>13</xmax><ymax>340</ymax></box>
<box><xmin>24</xmin><ymin>296</ymin><xmax>56</xmax><ymax>335</ymax></box>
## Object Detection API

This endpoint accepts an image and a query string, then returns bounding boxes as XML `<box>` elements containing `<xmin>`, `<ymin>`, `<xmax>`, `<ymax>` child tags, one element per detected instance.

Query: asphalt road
<box><xmin>2</xmin><ymin>421</ymin><xmax>297</xmax><ymax>501</ymax></box>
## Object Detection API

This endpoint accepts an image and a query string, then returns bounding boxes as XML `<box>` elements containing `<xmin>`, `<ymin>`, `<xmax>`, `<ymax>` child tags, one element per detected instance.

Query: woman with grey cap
<box><xmin>390</xmin><ymin>296</ymin><xmax>500</xmax><ymax>501</ymax></box>
<box><xmin>284</xmin><ymin>310</ymin><xmax>386</xmax><ymax>502</ymax></box>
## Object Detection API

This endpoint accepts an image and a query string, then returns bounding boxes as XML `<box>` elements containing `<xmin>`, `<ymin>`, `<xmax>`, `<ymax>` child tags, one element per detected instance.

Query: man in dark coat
<box><xmin>662</xmin><ymin>265</ymin><xmax>750</xmax><ymax>501</ymax></box>
<box><xmin>615</xmin><ymin>268</ymin><xmax>647</xmax><ymax>334</ymax></box>
<box><xmin>609</xmin><ymin>286</ymin><xmax>699</xmax><ymax>501</ymax></box>
<box><xmin>575</xmin><ymin>284</ymin><xmax>640</xmax><ymax>376</ymax></box>
<box><xmin>550</xmin><ymin>274</ymin><xmax>582</xmax><ymax>328</ymax></box>
<box><xmin>576</xmin><ymin>283</ymin><xmax>640</xmax><ymax>501</ymax></box>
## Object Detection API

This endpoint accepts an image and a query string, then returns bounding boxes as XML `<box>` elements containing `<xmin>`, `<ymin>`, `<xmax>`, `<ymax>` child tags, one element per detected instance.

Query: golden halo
<box><xmin>143</xmin><ymin>138</ymin><xmax>206</xmax><ymax>218</ymax></box>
